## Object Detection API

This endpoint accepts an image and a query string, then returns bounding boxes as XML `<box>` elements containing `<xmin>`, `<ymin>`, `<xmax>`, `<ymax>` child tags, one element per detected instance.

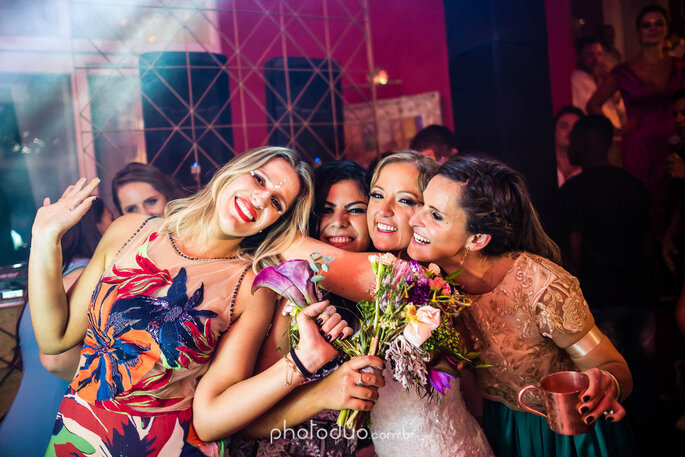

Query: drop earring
<box><xmin>458</xmin><ymin>247</ymin><xmax>470</xmax><ymax>265</ymax></box>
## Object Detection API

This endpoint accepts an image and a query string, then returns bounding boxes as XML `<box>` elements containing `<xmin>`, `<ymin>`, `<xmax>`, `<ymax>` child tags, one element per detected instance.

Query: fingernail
<box><xmin>606</xmin><ymin>416</ymin><xmax>614</xmax><ymax>422</ymax></box>
<box><xmin>580</xmin><ymin>406</ymin><xmax>589</xmax><ymax>414</ymax></box>
<box><xmin>582</xmin><ymin>395</ymin><xmax>590</xmax><ymax>402</ymax></box>
<box><xmin>319</xmin><ymin>329</ymin><xmax>326</xmax><ymax>336</ymax></box>
<box><xmin>585</xmin><ymin>416</ymin><xmax>594</xmax><ymax>424</ymax></box>
<box><xmin>325</xmin><ymin>334</ymin><xmax>332</xmax><ymax>342</ymax></box>
<box><xmin>316</xmin><ymin>318</ymin><xmax>323</xmax><ymax>325</ymax></box>
<box><xmin>339</xmin><ymin>334</ymin><xmax>347</xmax><ymax>340</ymax></box>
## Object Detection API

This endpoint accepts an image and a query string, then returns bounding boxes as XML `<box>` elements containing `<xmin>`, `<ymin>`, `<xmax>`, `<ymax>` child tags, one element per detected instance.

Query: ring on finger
<box><xmin>603</xmin><ymin>410</ymin><xmax>615</xmax><ymax>416</ymax></box>
<box><xmin>357</xmin><ymin>372</ymin><xmax>364</xmax><ymax>387</ymax></box>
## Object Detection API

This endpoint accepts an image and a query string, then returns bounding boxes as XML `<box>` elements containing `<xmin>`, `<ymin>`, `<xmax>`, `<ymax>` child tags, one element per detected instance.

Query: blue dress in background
<box><xmin>0</xmin><ymin>259</ymin><xmax>88</xmax><ymax>457</ymax></box>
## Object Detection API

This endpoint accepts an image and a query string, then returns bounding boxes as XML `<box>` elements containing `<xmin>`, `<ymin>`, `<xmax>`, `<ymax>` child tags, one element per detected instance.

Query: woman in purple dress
<box><xmin>588</xmin><ymin>4</ymin><xmax>685</xmax><ymax>232</ymax></box>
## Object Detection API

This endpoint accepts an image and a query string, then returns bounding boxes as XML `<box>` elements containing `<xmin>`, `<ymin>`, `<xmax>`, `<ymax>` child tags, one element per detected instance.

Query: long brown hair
<box><xmin>438</xmin><ymin>155</ymin><xmax>561</xmax><ymax>263</ymax></box>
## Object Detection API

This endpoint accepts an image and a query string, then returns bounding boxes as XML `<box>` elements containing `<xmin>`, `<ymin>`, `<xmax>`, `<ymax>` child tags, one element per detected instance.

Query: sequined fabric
<box><xmin>371</xmin><ymin>371</ymin><xmax>494</xmax><ymax>457</ymax></box>
<box><xmin>462</xmin><ymin>253</ymin><xmax>593</xmax><ymax>411</ymax></box>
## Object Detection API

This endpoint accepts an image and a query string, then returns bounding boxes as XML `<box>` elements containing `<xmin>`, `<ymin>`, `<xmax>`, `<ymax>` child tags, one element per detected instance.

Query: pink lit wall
<box><xmin>544</xmin><ymin>0</ymin><xmax>575</xmax><ymax>113</ymax></box>
<box><xmin>217</xmin><ymin>0</ymin><xmax>453</xmax><ymax>152</ymax></box>
<box><xmin>367</xmin><ymin>0</ymin><xmax>453</xmax><ymax>130</ymax></box>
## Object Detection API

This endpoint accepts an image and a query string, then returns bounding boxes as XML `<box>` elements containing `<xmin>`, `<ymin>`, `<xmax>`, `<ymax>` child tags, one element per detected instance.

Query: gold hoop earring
<box><xmin>458</xmin><ymin>247</ymin><xmax>470</xmax><ymax>265</ymax></box>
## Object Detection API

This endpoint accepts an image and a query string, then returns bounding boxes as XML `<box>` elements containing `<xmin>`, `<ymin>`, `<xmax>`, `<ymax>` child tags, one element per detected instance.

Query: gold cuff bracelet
<box><xmin>564</xmin><ymin>325</ymin><xmax>604</xmax><ymax>359</ymax></box>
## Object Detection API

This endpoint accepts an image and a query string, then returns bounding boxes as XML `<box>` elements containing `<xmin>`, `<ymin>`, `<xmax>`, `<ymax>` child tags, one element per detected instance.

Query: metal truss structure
<box><xmin>69</xmin><ymin>0</ymin><xmax>379</xmax><ymax>187</ymax></box>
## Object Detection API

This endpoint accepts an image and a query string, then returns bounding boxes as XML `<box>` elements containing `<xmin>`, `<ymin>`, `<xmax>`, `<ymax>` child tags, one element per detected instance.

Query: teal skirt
<box><xmin>482</xmin><ymin>399</ymin><xmax>637</xmax><ymax>457</ymax></box>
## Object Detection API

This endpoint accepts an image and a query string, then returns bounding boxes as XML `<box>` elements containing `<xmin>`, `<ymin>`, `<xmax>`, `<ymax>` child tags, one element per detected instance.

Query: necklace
<box><xmin>167</xmin><ymin>232</ymin><xmax>240</xmax><ymax>261</ymax></box>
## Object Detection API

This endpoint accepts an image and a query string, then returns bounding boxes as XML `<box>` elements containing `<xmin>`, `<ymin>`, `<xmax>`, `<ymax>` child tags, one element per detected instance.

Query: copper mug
<box><xmin>518</xmin><ymin>371</ymin><xmax>592</xmax><ymax>436</ymax></box>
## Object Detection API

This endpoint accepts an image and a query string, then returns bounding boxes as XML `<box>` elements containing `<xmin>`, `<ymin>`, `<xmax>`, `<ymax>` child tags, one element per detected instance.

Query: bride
<box><xmin>243</xmin><ymin>152</ymin><xmax>494</xmax><ymax>457</ymax></box>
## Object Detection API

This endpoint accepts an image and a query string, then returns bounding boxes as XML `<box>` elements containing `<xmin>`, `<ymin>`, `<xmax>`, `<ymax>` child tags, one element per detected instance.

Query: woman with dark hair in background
<box><xmin>588</xmin><ymin>4</ymin><xmax>685</xmax><ymax>235</ymax></box>
<box><xmin>111</xmin><ymin>162</ymin><xmax>186</xmax><ymax>216</ymax></box>
<box><xmin>0</xmin><ymin>199</ymin><xmax>113</xmax><ymax>457</ymax></box>
<box><xmin>310</xmin><ymin>160</ymin><xmax>371</xmax><ymax>253</ymax></box>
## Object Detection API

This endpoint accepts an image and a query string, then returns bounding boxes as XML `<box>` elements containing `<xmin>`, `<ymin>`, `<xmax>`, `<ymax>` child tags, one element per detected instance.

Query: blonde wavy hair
<box><xmin>162</xmin><ymin>147</ymin><xmax>313</xmax><ymax>271</ymax></box>
<box><xmin>370</xmin><ymin>150</ymin><xmax>439</xmax><ymax>193</ymax></box>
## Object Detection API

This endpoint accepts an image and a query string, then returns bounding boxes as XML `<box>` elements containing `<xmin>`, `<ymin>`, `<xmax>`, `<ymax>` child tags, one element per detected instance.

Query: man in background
<box><xmin>571</xmin><ymin>36</ymin><xmax>625</xmax><ymax>129</ymax></box>
<box><xmin>409</xmin><ymin>124</ymin><xmax>458</xmax><ymax>163</ymax></box>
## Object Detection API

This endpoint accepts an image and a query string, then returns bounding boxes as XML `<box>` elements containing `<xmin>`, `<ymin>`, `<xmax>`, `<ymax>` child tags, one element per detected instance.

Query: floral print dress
<box><xmin>45</xmin><ymin>218</ymin><xmax>252</xmax><ymax>457</ymax></box>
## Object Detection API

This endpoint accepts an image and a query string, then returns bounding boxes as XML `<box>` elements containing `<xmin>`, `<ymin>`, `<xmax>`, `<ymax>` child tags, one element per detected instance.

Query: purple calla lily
<box><xmin>251</xmin><ymin>264</ymin><xmax>308</xmax><ymax>309</ymax></box>
<box><xmin>274</xmin><ymin>259</ymin><xmax>320</xmax><ymax>303</ymax></box>
<box><xmin>251</xmin><ymin>260</ymin><xmax>320</xmax><ymax>311</ymax></box>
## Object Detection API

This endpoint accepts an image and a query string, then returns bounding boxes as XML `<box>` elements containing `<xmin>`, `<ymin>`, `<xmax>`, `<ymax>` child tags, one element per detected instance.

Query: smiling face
<box><xmin>638</xmin><ymin>12</ymin><xmax>667</xmax><ymax>46</ymax></box>
<box><xmin>367</xmin><ymin>162</ymin><xmax>422</xmax><ymax>254</ymax></box>
<box><xmin>117</xmin><ymin>181</ymin><xmax>168</xmax><ymax>217</ymax></box>
<box><xmin>407</xmin><ymin>175</ymin><xmax>471</xmax><ymax>271</ymax></box>
<box><xmin>214</xmin><ymin>157</ymin><xmax>300</xmax><ymax>238</ymax></box>
<box><xmin>318</xmin><ymin>179</ymin><xmax>370</xmax><ymax>252</ymax></box>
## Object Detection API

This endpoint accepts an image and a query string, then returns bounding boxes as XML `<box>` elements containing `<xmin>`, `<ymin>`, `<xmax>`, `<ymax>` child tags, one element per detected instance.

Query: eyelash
<box><xmin>272</xmin><ymin>198</ymin><xmax>283</xmax><ymax>213</ymax></box>
<box><xmin>370</xmin><ymin>193</ymin><xmax>417</xmax><ymax>207</ymax></box>
<box><xmin>431</xmin><ymin>211</ymin><xmax>443</xmax><ymax>222</ymax></box>
<box><xmin>322</xmin><ymin>207</ymin><xmax>366</xmax><ymax>215</ymax></box>
<box><xmin>252</xmin><ymin>171</ymin><xmax>283</xmax><ymax>213</ymax></box>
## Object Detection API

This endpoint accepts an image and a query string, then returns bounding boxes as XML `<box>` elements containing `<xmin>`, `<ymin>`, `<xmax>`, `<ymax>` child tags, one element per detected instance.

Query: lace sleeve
<box><xmin>534</xmin><ymin>273</ymin><xmax>593</xmax><ymax>347</ymax></box>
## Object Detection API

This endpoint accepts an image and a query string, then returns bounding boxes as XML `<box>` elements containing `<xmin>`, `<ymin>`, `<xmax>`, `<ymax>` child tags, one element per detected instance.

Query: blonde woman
<box><xmin>29</xmin><ymin>147</ymin><xmax>359</xmax><ymax>456</ymax></box>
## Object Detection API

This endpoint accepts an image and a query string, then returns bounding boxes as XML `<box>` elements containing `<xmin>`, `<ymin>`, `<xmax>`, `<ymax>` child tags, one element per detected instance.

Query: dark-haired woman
<box><xmin>311</xmin><ymin>160</ymin><xmax>371</xmax><ymax>253</ymax></box>
<box><xmin>588</xmin><ymin>4</ymin><xmax>685</xmax><ymax>233</ymax></box>
<box><xmin>406</xmin><ymin>155</ymin><xmax>636</xmax><ymax>457</ymax></box>
<box><xmin>112</xmin><ymin>162</ymin><xmax>186</xmax><ymax>216</ymax></box>
<box><xmin>0</xmin><ymin>199</ymin><xmax>113</xmax><ymax>457</ymax></box>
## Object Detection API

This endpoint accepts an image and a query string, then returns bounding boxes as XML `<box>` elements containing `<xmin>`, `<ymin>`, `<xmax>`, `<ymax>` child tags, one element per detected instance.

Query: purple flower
<box><xmin>428</xmin><ymin>368</ymin><xmax>455</xmax><ymax>395</ymax></box>
<box><xmin>407</xmin><ymin>281</ymin><xmax>432</xmax><ymax>306</ymax></box>
<box><xmin>251</xmin><ymin>259</ymin><xmax>320</xmax><ymax>310</ymax></box>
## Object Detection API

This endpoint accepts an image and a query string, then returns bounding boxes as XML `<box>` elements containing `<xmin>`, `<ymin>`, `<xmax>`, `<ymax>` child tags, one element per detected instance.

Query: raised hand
<box><xmin>32</xmin><ymin>177</ymin><xmax>100</xmax><ymax>241</ymax></box>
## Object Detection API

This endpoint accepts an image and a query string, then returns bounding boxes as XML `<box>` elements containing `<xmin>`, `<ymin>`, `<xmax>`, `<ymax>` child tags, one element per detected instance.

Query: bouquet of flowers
<box><xmin>252</xmin><ymin>252</ymin><xmax>482</xmax><ymax>431</ymax></box>
<box><xmin>333</xmin><ymin>253</ymin><xmax>482</xmax><ymax>430</ymax></box>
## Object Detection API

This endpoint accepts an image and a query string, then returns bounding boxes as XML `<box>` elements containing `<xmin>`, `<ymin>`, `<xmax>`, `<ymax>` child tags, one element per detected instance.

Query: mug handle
<box><xmin>518</xmin><ymin>385</ymin><xmax>547</xmax><ymax>418</ymax></box>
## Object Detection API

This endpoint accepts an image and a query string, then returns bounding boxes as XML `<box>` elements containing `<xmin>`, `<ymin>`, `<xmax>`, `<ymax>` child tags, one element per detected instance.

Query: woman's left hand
<box><xmin>577</xmin><ymin>368</ymin><xmax>626</xmax><ymax>424</ymax></box>
<box><xmin>32</xmin><ymin>177</ymin><xmax>100</xmax><ymax>241</ymax></box>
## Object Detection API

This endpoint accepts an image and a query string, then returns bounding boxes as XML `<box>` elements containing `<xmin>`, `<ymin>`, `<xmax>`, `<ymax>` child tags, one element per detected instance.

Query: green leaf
<box><xmin>312</xmin><ymin>274</ymin><xmax>325</xmax><ymax>283</ymax></box>
<box><xmin>321</xmin><ymin>264</ymin><xmax>329</xmax><ymax>272</ymax></box>
<box><xmin>308</xmin><ymin>261</ymin><xmax>319</xmax><ymax>272</ymax></box>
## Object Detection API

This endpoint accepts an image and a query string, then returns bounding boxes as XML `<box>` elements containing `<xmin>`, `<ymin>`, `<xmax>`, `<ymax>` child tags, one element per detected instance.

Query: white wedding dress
<box><xmin>370</xmin><ymin>368</ymin><xmax>494</xmax><ymax>457</ymax></box>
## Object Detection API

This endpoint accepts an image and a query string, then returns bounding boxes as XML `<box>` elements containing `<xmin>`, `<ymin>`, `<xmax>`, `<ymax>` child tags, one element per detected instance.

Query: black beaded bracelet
<box><xmin>289</xmin><ymin>348</ymin><xmax>313</xmax><ymax>379</ymax></box>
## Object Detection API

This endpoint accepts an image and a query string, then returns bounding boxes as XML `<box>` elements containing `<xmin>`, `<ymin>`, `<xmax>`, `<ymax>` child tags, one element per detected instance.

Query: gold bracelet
<box><xmin>284</xmin><ymin>353</ymin><xmax>303</xmax><ymax>386</ymax></box>
<box><xmin>600</xmin><ymin>369</ymin><xmax>622</xmax><ymax>402</ymax></box>
<box><xmin>564</xmin><ymin>325</ymin><xmax>604</xmax><ymax>359</ymax></box>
